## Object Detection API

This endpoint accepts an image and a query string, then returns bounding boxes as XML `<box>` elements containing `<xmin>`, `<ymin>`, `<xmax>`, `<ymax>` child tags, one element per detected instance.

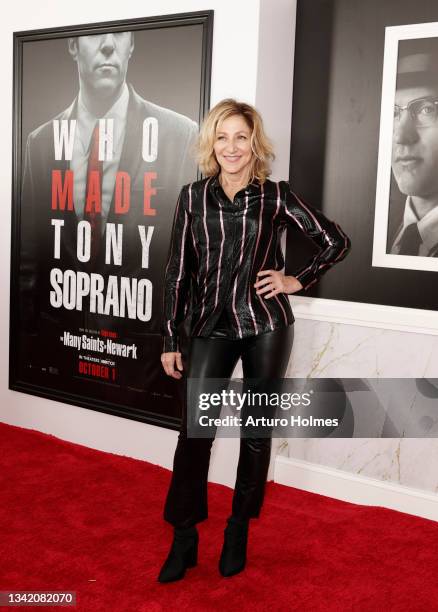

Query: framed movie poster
<box><xmin>10</xmin><ymin>12</ymin><xmax>213</xmax><ymax>429</ymax></box>
<box><xmin>288</xmin><ymin>0</ymin><xmax>438</xmax><ymax>312</ymax></box>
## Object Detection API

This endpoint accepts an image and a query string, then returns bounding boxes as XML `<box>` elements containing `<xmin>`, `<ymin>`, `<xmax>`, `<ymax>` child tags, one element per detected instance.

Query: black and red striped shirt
<box><xmin>162</xmin><ymin>174</ymin><xmax>351</xmax><ymax>353</ymax></box>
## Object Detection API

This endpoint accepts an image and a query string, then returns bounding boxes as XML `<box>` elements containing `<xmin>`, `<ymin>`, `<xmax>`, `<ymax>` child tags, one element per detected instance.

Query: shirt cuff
<box><xmin>294</xmin><ymin>269</ymin><xmax>318</xmax><ymax>291</ymax></box>
<box><xmin>162</xmin><ymin>335</ymin><xmax>180</xmax><ymax>353</ymax></box>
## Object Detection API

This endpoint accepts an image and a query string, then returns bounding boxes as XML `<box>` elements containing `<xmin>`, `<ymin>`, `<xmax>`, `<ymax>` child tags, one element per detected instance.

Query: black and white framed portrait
<box><xmin>10</xmin><ymin>12</ymin><xmax>213</xmax><ymax>429</ymax></box>
<box><xmin>289</xmin><ymin>0</ymin><xmax>438</xmax><ymax>312</ymax></box>
<box><xmin>373</xmin><ymin>23</ymin><xmax>438</xmax><ymax>271</ymax></box>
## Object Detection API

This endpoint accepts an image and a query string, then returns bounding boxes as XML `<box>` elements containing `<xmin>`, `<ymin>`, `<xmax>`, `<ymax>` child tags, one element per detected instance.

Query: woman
<box><xmin>158</xmin><ymin>99</ymin><xmax>351</xmax><ymax>582</ymax></box>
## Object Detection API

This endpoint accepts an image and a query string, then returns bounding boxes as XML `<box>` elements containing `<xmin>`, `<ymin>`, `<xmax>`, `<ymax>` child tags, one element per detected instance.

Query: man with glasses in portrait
<box><xmin>390</xmin><ymin>38</ymin><xmax>438</xmax><ymax>257</ymax></box>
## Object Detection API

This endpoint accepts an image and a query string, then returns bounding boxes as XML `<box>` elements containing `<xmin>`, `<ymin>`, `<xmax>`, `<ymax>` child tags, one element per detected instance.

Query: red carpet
<box><xmin>1</xmin><ymin>421</ymin><xmax>438</xmax><ymax>611</ymax></box>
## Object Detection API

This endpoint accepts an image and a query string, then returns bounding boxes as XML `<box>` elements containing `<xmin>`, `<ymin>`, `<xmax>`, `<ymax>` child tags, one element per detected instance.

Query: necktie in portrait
<box><xmin>398</xmin><ymin>221</ymin><xmax>422</xmax><ymax>255</ymax></box>
<box><xmin>84</xmin><ymin>122</ymin><xmax>103</xmax><ymax>264</ymax></box>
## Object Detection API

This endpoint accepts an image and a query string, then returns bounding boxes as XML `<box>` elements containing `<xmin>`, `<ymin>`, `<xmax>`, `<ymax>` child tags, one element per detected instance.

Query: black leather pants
<box><xmin>163</xmin><ymin>322</ymin><xmax>294</xmax><ymax>529</ymax></box>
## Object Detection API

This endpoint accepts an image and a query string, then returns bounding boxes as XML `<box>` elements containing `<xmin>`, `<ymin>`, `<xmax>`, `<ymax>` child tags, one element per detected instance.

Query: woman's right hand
<box><xmin>161</xmin><ymin>351</ymin><xmax>184</xmax><ymax>379</ymax></box>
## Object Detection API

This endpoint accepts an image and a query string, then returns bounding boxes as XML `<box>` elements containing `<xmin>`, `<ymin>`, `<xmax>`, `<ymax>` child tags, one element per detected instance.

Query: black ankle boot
<box><xmin>158</xmin><ymin>525</ymin><xmax>198</xmax><ymax>583</ymax></box>
<box><xmin>219</xmin><ymin>516</ymin><xmax>249</xmax><ymax>577</ymax></box>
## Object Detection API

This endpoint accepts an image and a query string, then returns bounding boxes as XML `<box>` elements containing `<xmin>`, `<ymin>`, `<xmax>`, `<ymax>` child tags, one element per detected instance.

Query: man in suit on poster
<box><xmin>20</xmin><ymin>31</ymin><xmax>198</xmax><ymax>389</ymax></box>
<box><xmin>389</xmin><ymin>38</ymin><xmax>438</xmax><ymax>257</ymax></box>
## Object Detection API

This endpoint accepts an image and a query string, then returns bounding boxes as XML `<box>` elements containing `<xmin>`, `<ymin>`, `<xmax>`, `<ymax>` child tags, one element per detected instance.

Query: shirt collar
<box><xmin>209</xmin><ymin>173</ymin><xmax>261</xmax><ymax>196</ymax></box>
<box><xmin>403</xmin><ymin>195</ymin><xmax>438</xmax><ymax>251</ymax></box>
<box><xmin>402</xmin><ymin>196</ymin><xmax>419</xmax><ymax>226</ymax></box>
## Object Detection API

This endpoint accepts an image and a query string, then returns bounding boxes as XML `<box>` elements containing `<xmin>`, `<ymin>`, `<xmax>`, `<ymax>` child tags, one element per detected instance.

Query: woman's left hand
<box><xmin>254</xmin><ymin>270</ymin><xmax>303</xmax><ymax>298</ymax></box>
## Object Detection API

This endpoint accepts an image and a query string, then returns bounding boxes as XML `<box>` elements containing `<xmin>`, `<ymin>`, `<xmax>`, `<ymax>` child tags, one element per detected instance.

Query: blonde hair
<box><xmin>196</xmin><ymin>99</ymin><xmax>275</xmax><ymax>183</ymax></box>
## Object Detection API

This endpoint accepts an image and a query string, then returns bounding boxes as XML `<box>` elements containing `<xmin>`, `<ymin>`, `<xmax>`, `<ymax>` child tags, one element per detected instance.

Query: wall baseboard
<box><xmin>274</xmin><ymin>455</ymin><xmax>438</xmax><ymax>523</ymax></box>
<box><xmin>290</xmin><ymin>295</ymin><xmax>438</xmax><ymax>336</ymax></box>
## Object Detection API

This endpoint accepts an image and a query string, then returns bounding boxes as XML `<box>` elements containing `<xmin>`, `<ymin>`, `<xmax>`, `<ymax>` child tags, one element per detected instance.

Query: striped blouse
<box><xmin>161</xmin><ymin>175</ymin><xmax>351</xmax><ymax>353</ymax></box>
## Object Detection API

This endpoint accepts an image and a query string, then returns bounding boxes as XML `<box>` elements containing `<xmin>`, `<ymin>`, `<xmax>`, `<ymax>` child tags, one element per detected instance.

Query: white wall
<box><xmin>0</xmin><ymin>0</ymin><xmax>297</xmax><ymax>488</ymax></box>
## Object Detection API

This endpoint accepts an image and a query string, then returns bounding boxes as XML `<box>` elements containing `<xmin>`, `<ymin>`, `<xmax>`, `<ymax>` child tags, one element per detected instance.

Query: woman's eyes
<box><xmin>216</xmin><ymin>135</ymin><xmax>248</xmax><ymax>141</ymax></box>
